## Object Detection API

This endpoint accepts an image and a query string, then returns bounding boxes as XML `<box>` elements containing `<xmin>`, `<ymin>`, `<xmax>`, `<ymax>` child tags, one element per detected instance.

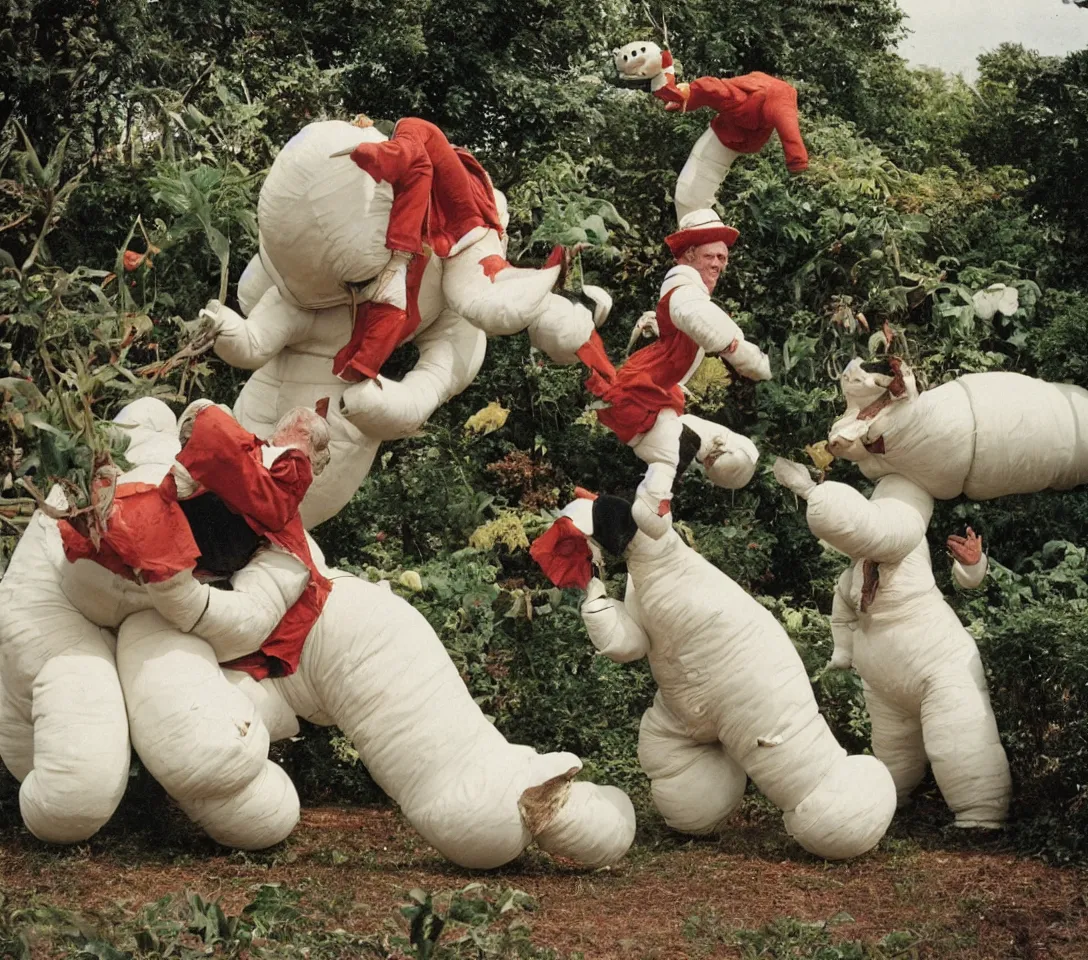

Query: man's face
<box><xmin>682</xmin><ymin>241</ymin><xmax>729</xmax><ymax>293</ymax></box>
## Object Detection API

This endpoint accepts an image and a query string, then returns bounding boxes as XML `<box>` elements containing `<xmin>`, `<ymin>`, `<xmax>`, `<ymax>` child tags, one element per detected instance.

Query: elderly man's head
<box><xmin>665</xmin><ymin>210</ymin><xmax>738</xmax><ymax>295</ymax></box>
<box><xmin>177</xmin><ymin>400</ymin><xmax>331</xmax><ymax>478</ymax></box>
<box><xmin>678</xmin><ymin>240</ymin><xmax>729</xmax><ymax>294</ymax></box>
<box><xmin>270</xmin><ymin>407</ymin><xmax>331</xmax><ymax>477</ymax></box>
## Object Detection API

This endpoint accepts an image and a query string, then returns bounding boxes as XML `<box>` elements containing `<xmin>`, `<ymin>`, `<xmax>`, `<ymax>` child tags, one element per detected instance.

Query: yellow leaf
<box><xmin>469</xmin><ymin>513</ymin><xmax>530</xmax><ymax>552</ymax></box>
<box><xmin>804</xmin><ymin>441</ymin><xmax>835</xmax><ymax>472</ymax></box>
<box><xmin>464</xmin><ymin>400</ymin><xmax>510</xmax><ymax>435</ymax></box>
<box><xmin>398</xmin><ymin>570</ymin><xmax>423</xmax><ymax>592</ymax></box>
<box><xmin>685</xmin><ymin>356</ymin><xmax>732</xmax><ymax>397</ymax></box>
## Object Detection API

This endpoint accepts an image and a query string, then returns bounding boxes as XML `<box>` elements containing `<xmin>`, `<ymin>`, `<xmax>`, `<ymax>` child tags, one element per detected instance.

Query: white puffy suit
<box><xmin>778</xmin><ymin>464</ymin><xmax>1011</xmax><ymax>827</ymax></box>
<box><xmin>3</xmin><ymin>399</ymin><xmax>636</xmax><ymax>867</ymax></box>
<box><xmin>563</xmin><ymin>499</ymin><xmax>897</xmax><ymax>859</ymax></box>
<box><xmin>210</xmin><ymin>120</ymin><xmax>607</xmax><ymax>527</ymax></box>
<box><xmin>828</xmin><ymin>361</ymin><xmax>1088</xmax><ymax>501</ymax></box>
<box><xmin>0</xmin><ymin>398</ymin><xmax>182</xmax><ymax>842</ymax></box>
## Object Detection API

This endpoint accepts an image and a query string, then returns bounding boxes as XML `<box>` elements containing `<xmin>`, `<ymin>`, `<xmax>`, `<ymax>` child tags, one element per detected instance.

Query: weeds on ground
<box><xmin>0</xmin><ymin>882</ymin><xmax>575</xmax><ymax>959</ymax></box>
<box><xmin>683</xmin><ymin>908</ymin><xmax>921</xmax><ymax>959</ymax></box>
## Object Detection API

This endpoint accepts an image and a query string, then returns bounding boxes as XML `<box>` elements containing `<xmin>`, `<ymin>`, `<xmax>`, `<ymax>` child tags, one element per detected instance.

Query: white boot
<box><xmin>631</xmin><ymin>461</ymin><xmax>677</xmax><ymax>540</ymax></box>
<box><xmin>442</xmin><ymin>230</ymin><xmax>561</xmax><ymax>337</ymax></box>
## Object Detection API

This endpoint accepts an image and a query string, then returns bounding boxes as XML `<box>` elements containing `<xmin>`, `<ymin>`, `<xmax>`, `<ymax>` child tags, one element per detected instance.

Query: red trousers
<box><xmin>332</xmin><ymin>251</ymin><xmax>431</xmax><ymax>381</ymax></box>
<box><xmin>349</xmin><ymin>118</ymin><xmax>501</xmax><ymax>258</ymax></box>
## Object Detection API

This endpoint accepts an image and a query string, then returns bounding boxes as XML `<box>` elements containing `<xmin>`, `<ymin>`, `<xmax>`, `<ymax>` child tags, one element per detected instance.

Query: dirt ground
<box><xmin>0</xmin><ymin>791</ymin><xmax>1085</xmax><ymax>960</ymax></box>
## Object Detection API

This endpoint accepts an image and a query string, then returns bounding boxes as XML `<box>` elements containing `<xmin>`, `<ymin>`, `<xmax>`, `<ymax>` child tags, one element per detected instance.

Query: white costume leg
<box><xmin>117</xmin><ymin>611</ymin><xmax>300</xmax><ymax>850</ymax></box>
<box><xmin>630</xmin><ymin>410</ymin><xmax>684</xmax><ymax>539</ymax></box>
<box><xmin>639</xmin><ymin>693</ymin><xmax>747</xmax><ymax>834</ymax></box>
<box><xmin>18</xmin><ymin>627</ymin><xmax>129</xmax><ymax>843</ymax></box>
<box><xmin>674</xmin><ymin>129</ymin><xmax>741</xmax><ymax>221</ymax></box>
<box><xmin>0</xmin><ymin>681</ymin><xmax>33</xmax><ymax>782</ymax></box>
<box><xmin>864</xmin><ymin>681</ymin><xmax>927</xmax><ymax>806</ymax></box>
<box><xmin>920</xmin><ymin>660</ymin><xmax>1011</xmax><ymax>828</ymax></box>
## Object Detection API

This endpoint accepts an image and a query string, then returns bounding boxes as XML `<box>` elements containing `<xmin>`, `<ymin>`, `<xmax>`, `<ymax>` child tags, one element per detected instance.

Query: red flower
<box><xmin>123</xmin><ymin>245</ymin><xmax>159</xmax><ymax>272</ymax></box>
<box><xmin>529</xmin><ymin>516</ymin><xmax>592</xmax><ymax>590</ymax></box>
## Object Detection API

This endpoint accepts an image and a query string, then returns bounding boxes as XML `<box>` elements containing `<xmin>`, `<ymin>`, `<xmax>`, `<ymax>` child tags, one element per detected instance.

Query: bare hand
<box><xmin>947</xmin><ymin>527</ymin><xmax>983</xmax><ymax>566</ymax></box>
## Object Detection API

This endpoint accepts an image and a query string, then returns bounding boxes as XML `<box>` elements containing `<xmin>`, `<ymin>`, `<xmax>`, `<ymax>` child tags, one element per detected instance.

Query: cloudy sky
<box><xmin>896</xmin><ymin>0</ymin><xmax>1088</xmax><ymax>79</ymax></box>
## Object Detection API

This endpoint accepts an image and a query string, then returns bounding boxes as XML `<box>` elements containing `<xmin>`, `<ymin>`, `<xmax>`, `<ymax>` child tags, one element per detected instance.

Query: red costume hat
<box><xmin>529</xmin><ymin>516</ymin><xmax>593</xmax><ymax>591</ymax></box>
<box><xmin>664</xmin><ymin>208</ymin><xmax>739</xmax><ymax>259</ymax></box>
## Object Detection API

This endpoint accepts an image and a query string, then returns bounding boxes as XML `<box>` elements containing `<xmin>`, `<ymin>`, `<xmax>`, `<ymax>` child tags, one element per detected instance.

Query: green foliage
<box><xmin>0</xmin><ymin>882</ymin><xmax>569</xmax><ymax>959</ymax></box>
<box><xmin>683</xmin><ymin>909</ymin><xmax>919</xmax><ymax>959</ymax></box>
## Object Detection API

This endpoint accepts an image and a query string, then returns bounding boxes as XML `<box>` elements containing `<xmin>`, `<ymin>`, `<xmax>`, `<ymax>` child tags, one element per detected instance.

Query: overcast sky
<box><xmin>896</xmin><ymin>0</ymin><xmax>1088</xmax><ymax>79</ymax></box>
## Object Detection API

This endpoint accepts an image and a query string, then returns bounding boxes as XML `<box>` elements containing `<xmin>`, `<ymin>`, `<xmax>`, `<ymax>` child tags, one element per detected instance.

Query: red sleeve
<box><xmin>764</xmin><ymin>86</ymin><xmax>809</xmax><ymax>172</ymax></box>
<box><xmin>684</xmin><ymin>76</ymin><xmax>743</xmax><ymax>113</ymax></box>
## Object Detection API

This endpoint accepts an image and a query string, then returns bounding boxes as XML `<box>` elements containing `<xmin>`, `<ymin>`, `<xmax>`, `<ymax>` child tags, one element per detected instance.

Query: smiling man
<box><xmin>584</xmin><ymin>209</ymin><xmax>772</xmax><ymax>538</ymax></box>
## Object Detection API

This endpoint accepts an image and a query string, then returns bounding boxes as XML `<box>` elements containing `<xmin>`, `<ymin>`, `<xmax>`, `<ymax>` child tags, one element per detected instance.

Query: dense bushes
<box><xmin>2</xmin><ymin>0</ymin><xmax>1088</xmax><ymax>862</ymax></box>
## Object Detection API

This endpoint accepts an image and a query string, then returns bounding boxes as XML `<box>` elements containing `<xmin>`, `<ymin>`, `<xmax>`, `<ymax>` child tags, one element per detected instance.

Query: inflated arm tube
<box><xmin>339</xmin><ymin>309</ymin><xmax>486</xmax><ymax>441</ymax></box>
<box><xmin>668</xmin><ymin>284</ymin><xmax>745</xmax><ymax>354</ymax></box>
<box><xmin>525</xmin><ymin>295</ymin><xmax>596</xmax><ymax>366</ymax></box>
<box><xmin>952</xmin><ymin>554</ymin><xmax>989</xmax><ymax>590</ymax></box>
<box><xmin>192</xmin><ymin>549</ymin><xmax>310</xmax><ymax>663</ymax></box>
<box><xmin>806</xmin><ymin>477</ymin><xmax>930</xmax><ymax>564</ymax></box>
<box><xmin>580</xmin><ymin>578</ymin><xmax>650</xmax><ymax>663</ymax></box>
<box><xmin>725</xmin><ymin>339</ymin><xmax>773</xmax><ymax>381</ymax></box>
<box><xmin>212</xmin><ymin>287</ymin><xmax>315</xmax><ymax>371</ymax></box>
<box><xmin>236</xmin><ymin>253</ymin><xmax>276</xmax><ymax>317</ymax></box>
<box><xmin>829</xmin><ymin>568</ymin><xmax>857</xmax><ymax>669</ymax></box>
<box><xmin>143</xmin><ymin>572</ymin><xmax>210</xmax><ymax>632</ymax></box>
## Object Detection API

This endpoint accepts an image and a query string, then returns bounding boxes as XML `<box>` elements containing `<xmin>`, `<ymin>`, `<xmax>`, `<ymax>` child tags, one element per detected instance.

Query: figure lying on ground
<box><xmin>1</xmin><ymin>400</ymin><xmax>637</xmax><ymax>868</ymax></box>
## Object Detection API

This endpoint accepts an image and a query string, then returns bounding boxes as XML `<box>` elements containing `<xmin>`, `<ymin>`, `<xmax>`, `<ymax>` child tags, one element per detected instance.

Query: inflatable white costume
<box><xmin>1</xmin><ymin>400</ymin><xmax>636</xmax><ymax>869</ymax></box>
<box><xmin>828</xmin><ymin>359</ymin><xmax>1088</xmax><ymax>501</ymax></box>
<box><xmin>530</xmin><ymin>493</ymin><xmax>897</xmax><ymax>860</ymax></box>
<box><xmin>774</xmin><ymin>461</ymin><xmax>1012</xmax><ymax>827</ymax></box>
<box><xmin>203</xmin><ymin>119</ymin><xmax>611</xmax><ymax>527</ymax></box>
<box><xmin>584</xmin><ymin>210</ymin><xmax>770</xmax><ymax>539</ymax></box>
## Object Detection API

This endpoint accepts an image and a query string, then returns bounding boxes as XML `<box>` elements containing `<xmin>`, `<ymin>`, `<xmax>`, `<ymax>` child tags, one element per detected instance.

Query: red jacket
<box><xmin>586</xmin><ymin>287</ymin><xmax>693</xmax><ymax>444</ymax></box>
<box><xmin>656</xmin><ymin>71</ymin><xmax>809</xmax><ymax>173</ymax></box>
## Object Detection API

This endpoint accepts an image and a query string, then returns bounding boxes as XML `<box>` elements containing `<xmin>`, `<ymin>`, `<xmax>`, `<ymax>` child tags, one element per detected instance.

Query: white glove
<box><xmin>773</xmin><ymin>457</ymin><xmax>817</xmax><ymax>499</ymax></box>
